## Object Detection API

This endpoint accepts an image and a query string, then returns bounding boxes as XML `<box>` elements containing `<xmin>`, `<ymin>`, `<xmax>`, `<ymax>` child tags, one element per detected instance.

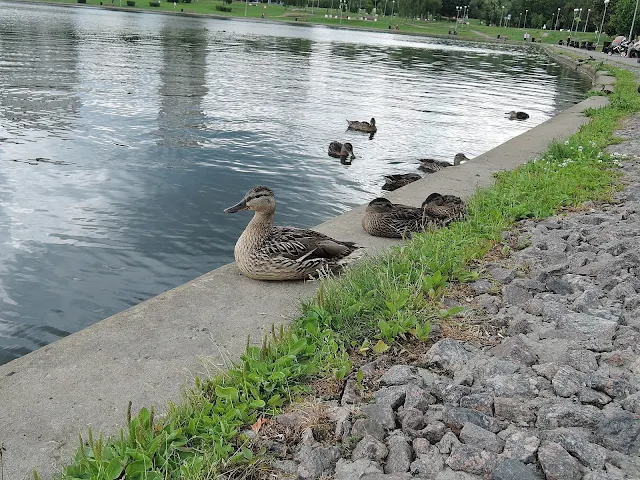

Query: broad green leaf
<box><xmin>105</xmin><ymin>458</ymin><xmax>124</xmax><ymax>480</ymax></box>
<box><xmin>372</xmin><ymin>340</ymin><xmax>390</xmax><ymax>354</ymax></box>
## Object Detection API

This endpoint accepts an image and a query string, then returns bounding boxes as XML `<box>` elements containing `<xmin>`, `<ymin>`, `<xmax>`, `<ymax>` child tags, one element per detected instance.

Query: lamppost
<box><xmin>523</xmin><ymin>9</ymin><xmax>528</xmax><ymax>29</ymax></box>
<box><xmin>630</xmin><ymin>0</ymin><xmax>639</xmax><ymax>40</ymax></box>
<box><xmin>570</xmin><ymin>8</ymin><xmax>578</xmax><ymax>34</ymax></box>
<box><xmin>245</xmin><ymin>0</ymin><xmax>248</xmax><ymax>16</ymax></box>
<box><xmin>517</xmin><ymin>12</ymin><xmax>522</xmax><ymax>28</ymax></box>
<box><xmin>340</xmin><ymin>0</ymin><xmax>345</xmax><ymax>22</ymax></box>
<box><xmin>583</xmin><ymin>8</ymin><xmax>591</xmax><ymax>31</ymax></box>
<box><xmin>576</xmin><ymin>8</ymin><xmax>583</xmax><ymax>34</ymax></box>
<box><xmin>551</xmin><ymin>11</ymin><xmax>555</xmax><ymax>30</ymax></box>
<box><xmin>596</xmin><ymin>0</ymin><xmax>610</xmax><ymax>46</ymax></box>
<box><xmin>555</xmin><ymin>7</ymin><xmax>560</xmax><ymax>30</ymax></box>
<box><xmin>455</xmin><ymin>5</ymin><xmax>461</xmax><ymax>26</ymax></box>
<box><xmin>499</xmin><ymin>5</ymin><xmax>504</xmax><ymax>27</ymax></box>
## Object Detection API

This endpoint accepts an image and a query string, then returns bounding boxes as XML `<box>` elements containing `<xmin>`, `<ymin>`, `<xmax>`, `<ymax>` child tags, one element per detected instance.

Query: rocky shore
<box><xmin>256</xmin><ymin>118</ymin><xmax>640</xmax><ymax>479</ymax></box>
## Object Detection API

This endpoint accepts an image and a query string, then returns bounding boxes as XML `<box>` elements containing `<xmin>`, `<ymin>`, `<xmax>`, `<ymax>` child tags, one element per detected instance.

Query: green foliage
<box><xmin>149</xmin><ymin>1</ymin><xmax>160</xmax><ymax>5</ymax></box>
<box><xmin>215</xmin><ymin>4</ymin><xmax>232</xmax><ymax>10</ymax></box>
<box><xmin>126</xmin><ymin>0</ymin><xmax>135</xmax><ymax>6</ymax></box>
<box><xmin>610</xmin><ymin>0</ymin><xmax>637</xmax><ymax>37</ymax></box>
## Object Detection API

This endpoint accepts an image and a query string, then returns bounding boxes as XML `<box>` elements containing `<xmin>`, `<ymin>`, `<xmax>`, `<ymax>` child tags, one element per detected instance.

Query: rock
<box><xmin>594</xmin><ymin>410</ymin><xmax>640</xmax><ymax>455</ymax></box>
<box><xmin>335</xmin><ymin>458</ymin><xmax>383</xmax><ymax>480</ymax></box>
<box><xmin>361</xmin><ymin>404</ymin><xmax>396</xmax><ymax>431</ymax></box>
<box><xmin>543</xmin><ymin>428</ymin><xmax>608</xmax><ymax>470</ymax></box>
<box><xmin>380</xmin><ymin>365</ymin><xmax>421</xmax><ymax>387</ymax></box>
<box><xmin>578</xmin><ymin>387</ymin><xmax>612</xmax><ymax>406</ymax></box>
<box><xmin>341</xmin><ymin>379</ymin><xmax>361</xmax><ymax>405</ymax></box>
<box><xmin>523</xmin><ymin>298</ymin><xmax>545</xmax><ymax>316</ymax></box>
<box><xmin>375</xmin><ymin>386</ymin><xmax>407</xmax><ymax>409</ymax></box>
<box><xmin>410</xmin><ymin>446</ymin><xmax>445</xmax><ymax>479</ymax></box>
<box><xmin>493</xmin><ymin>396</ymin><xmax>537</xmax><ymax>425</ymax></box>
<box><xmin>484</xmin><ymin>373</ymin><xmax>535</xmax><ymax>397</ymax></box>
<box><xmin>493</xmin><ymin>459</ymin><xmax>537</xmax><ymax>480</ymax></box>
<box><xmin>556</xmin><ymin>313</ymin><xmax>617</xmax><ymax>351</ymax></box>
<box><xmin>276</xmin><ymin>411</ymin><xmax>307</xmax><ymax>428</ymax></box>
<box><xmin>502</xmin><ymin>284</ymin><xmax>533</xmax><ymax>306</ymax></box>
<box><xmin>546</xmin><ymin>277</ymin><xmax>574</xmax><ymax>295</ymax></box>
<box><xmin>477</xmin><ymin>294</ymin><xmax>499</xmax><ymax>313</ymax></box>
<box><xmin>352</xmin><ymin>435</ymin><xmax>389</xmax><ymax>463</ymax></box>
<box><xmin>434</xmin><ymin>469</ymin><xmax>484</xmax><ymax>479</ymax></box>
<box><xmin>536</xmin><ymin>401</ymin><xmax>604</xmax><ymax>429</ymax></box>
<box><xmin>361</xmin><ymin>473</ymin><xmax>412</xmax><ymax>480</ymax></box>
<box><xmin>423</xmin><ymin>339</ymin><xmax>480</xmax><ymax>374</ymax></box>
<box><xmin>621</xmin><ymin>391</ymin><xmax>640</xmax><ymax>413</ymax></box>
<box><xmin>552</xmin><ymin>365</ymin><xmax>587</xmax><ymax>397</ymax></box>
<box><xmin>403</xmin><ymin>384</ymin><xmax>435</xmax><ymax>412</ymax></box>
<box><xmin>600</xmin><ymin>349</ymin><xmax>636</xmax><ymax>369</ymax></box>
<box><xmin>434</xmin><ymin>383</ymin><xmax>472</xmax><ymax>404</ymax></box>
<box><xmin>296</xmin><ymin>445</ymin><xmax>341</xmax><ymax>480</ymax></box>
<box><xmin>360</xmin><ymin>355</ymin><xmax>388</xmax><ymax>377</ymax></box>
<box><xmin>442</xmin><ymin>405</ymin><xmax>504</xmax><ymax>433</ymax></box>
<box><xmin>501</xmin><ymin>429</ymin><xmax>540</xmax><ymax>463</ymax></box>
<box><xmin>422</xmin><ymin>421</ymin><xmax>447</xmax><ymax>443</ymax></box>
<box><xmin>459</xmin><ymin>422</ymin><xmax>505</xmax><ymax>453</ymax></box>
<box><xmin>608</xmin><ymin>281</ymin><xmax>637</xmax><ymax>301</ymax></box>
<box><xmin>490</xmin><ymin>267</ymin><xmax>516</xmax><ymax>284</ymax></box>
<box><xmin>352</xmin><ymin>417</ymin><xmax>386</xmax><ymax>441</ymax></box>
<box><xmin>590</xmin><ymin>371</ymin><xmax>633</xmax><ymax>399</ymax></box>
<box><xmin>459</xmin><ymin>393</ymin><xmax>493</xmax><ymax>416</ymax></box>
<box><xmin>273</xmin><ymin>459</ymin><xmax>299</xmax><ymax>475</ymax></box>
<box><xmin>328</xmin><ymin>406</ymin><xmax>351</xmax><ymax>440</ymax></box>
<box><xmin>470</xmin><ymin>279</ymin><xmax>493</xmax><ymax>294</ymax></box>
<box><xmin>437</xmin><ymin>431</ymin><xmax>461</xmax><ymax>454</ymax></box>
<box><xmin>412</xmin><ymin>437</ymin><xmax>430</xmax><ymax>455</ymax></box>
<box><xmin>384</xmin><ymin>435</ymin><xmax>412</xmax><ymax>473</ymax></box>
<box><xmin>565</xmin><ymin>349</ymin><xmax>599</xmax><ymax>373</ymax></box>
<box><xmin>445</xmin><ymin>444</ymin><xmax>498</xmax><ymax>476</ymax></box>
<box><xmin>489</xmin><ymin>336</ymin><xmax>538</xmax><ymax>366</ymax></box>
<box><xmin>537</xmin><ymin>441</ymin><xmax>583</xmax><ymax>480</ymax></box>
<box><xmin>532</xmin><ymin>362</ymin><xmax>561</xmax><ymax>380</ymax></box>
<box><xmin>399</xmin><ymin>407</ymin><xmax>425</xmax><ymax>432</ymax></box>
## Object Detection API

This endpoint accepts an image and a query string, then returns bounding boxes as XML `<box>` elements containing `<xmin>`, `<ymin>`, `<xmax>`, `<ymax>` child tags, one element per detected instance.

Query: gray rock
<box><xmin>352</xmin><ymin>417</ymin><xmax>387</xmax><ymax>441</ymax></box>
<box><xmin>445</xmin><ymin>444</ymin><xmax>498</xmax><ymax>475</ymax></box>
<box><xmin>403</xmin><ymin>384</ymin><xmax>435</xmax><ymax>412</ymax></box>
<box><xmin>442</xmin><ymin>405</ymin><xmax>504</xmax><ymax>433</ymax></box>
<box><xmin>410</xmin><ymin>447</ymin><xmax>445</xmax><ymax>479</ymax></box>
<box><xmin>380</xmin><ymin>365</ymin><xmax>421</xmax><ymax>387</ymax></box>
<box><xmin>434</xmin><ymin>469</ymin><xmax>484</xmax><ymax>480</ymax></box>
<box><xmin>360</xmin><ymin>355</ymin><xmax>388</xmax><ymax>377</ymax></box>
<box><xmin>477</xmin><ymin>294</ymin><xmax>499</xmax><ymax>313</ymax></box>
<box><xmin>589</xmin><ymin>371</ymin><xmax>633</xmax><ymax>399</ymax></box>
<box><xmin>459</xmin><ymin>393</ymin><xmax>493</xmax><ymax>416</ymax></box>
<box><xmin>423</xmin><ymin>339</ymin><xmax>480</xmax><ymax>374</ymax></box>
<box><xmin>552</xmin><ymin>365</ymin><xmax>587</xmax><ymax>397</ymax></box>
<box><xmin>422</xmin><ymin>421</ymin><xmax>447</xmax><ymax>444</ymax></box>
<box><xmin>608</xmin><ymin>281</ymin><xmax>637</xmax><ymax>301</ymax></box>
<box><xmin>620</xmin><ymin>391</ymin><xmax>640</xmax><ymax>413</ymax></box>
<box><xmin>399</xmin><ymin>407</ymin><xmax>425</xmax><ymax>432</ymax></box>
<box><xmin>501</xmin><ymin>429</ymin><xmax>540</xmax><ymax>463</ymax></box>
<box><xmin>434</xmin><ymin>383</ymin><xmax>472</xmax><ymax>405</ymax></box>
<box><xmin>384</xmin><ymin>435</ymin><xmax>412</xmax><ymax>473</ymax></box>
<box><xmin>459</xmin><ymin>422</ymin><xmax>505</xmax><ymax>453</ymax></box>
<box><xmin>578</xmin><ymin>387</ymin><xmax>612</xmax><ymax>406</ymax></box>
<box><xmin>484</xmin><ymin>373</ymin><xmax>535</xmax><ymax>397</ymax></box>
<box><xmin>502</xmin><ymin>284</ymin><xmax>533</xmax><ymax>306</ymax></box>
<box><xmin>537</xmin><ymin>441</ymin><xmax>583</xmax><ymax>480</ymax></box>
<box><xmin>493</xmin><ymin>396</ymin><xmax>537</xmax><ymax>425</ymax></box>
<box><xmin>493</xmin><ymin>459</ymin><xmax>537</xmax><ymax>480</ymax></box>
<box><xmin>412</xmin><ymin>437</ymin><xmax>430</xmax><ymax>455</ymax></box>
<box><xmin>566</xmin><ymin>349</ymin><xmax>599</xmax><ymax>373</ymax></box>
<box><xmin>361</xmin><ymin>404</ymin><xmax>396</xmax><ymax>431</ymax></box>
<box><xmin>437</xmin><ymin>431</ymin><xmax>461</xmax><ymax>454</ymax></box>
<box><xmin>470</xmin><ymin>279</ymin><xmax>493</xmax><ymax>294</ymax></box>
<box><xmin>594</xmin><ymin>410</ymin><xmax>640</xmax><ymax>455</ymax></box>
<box><xmin>334</xmin><ymin>458</ymin><xmax>383</xmax><ymax>480</ymax></box>
<box><xmin>572</xmin><ymin>288</ymin><xmax>604</xmax><ymax>313</ymax></box>
<box><xmin>536</xmin><ymin>401</ymin><xmax>604</xmax><ymax>429</ymax></box>
<box><xmin>532</xmin><ymin>362</ymin><xmax>561</xmax><ymax>380</ymax></box>
<box><xmin>556</xmin><ymin>313</ymin><xmax>618</xmax><ymax>352</ymax></box>
<box><xmin>606</xmin><ymin>450</ymin><xmax>640</xmax><ymax>478</ymax></box>
<box><xmin>375</xmin><ymin>386</ymin><xmax>407</xmax><ymax>410</ymax></box>
<box><xmin>523</xmin><ymin>298</ymin><xmax>545</xmax><ymax>316</ymax></box>
<box><xmin>352</xmin><ymin>435</ymin><xmax>388</xmax><ymax>463</ymax></box>
<box><xmin>543</xmin><ymin>428</ymin><xmax>608</xmax><ymax>470</ymax></box>
<box><xmin>297</xmin><ymin>445</ymin><xmax>341</xmax><ymax>480</ymax></box>
<box><xmin>341</xmin><ymin>378</ymin><xmax>361</xmax><ymax>405</ymax></box>
<box><xmin>489</xmin><ymin>336</ymin><xmax>538</xmax><ymax>366</ymax></box>
<box><xmin>276</xmin><ymin>411</ymin><xmax>307</xmax><ymax>428</ymax></box>
<box><xmin>546</xmin><ymin>277</ymin><xmax>574</xmax><ymax>295</ymax></box>
<box><xmin>490</xmin><ymin>267</ymin><xmax>516</xmax><ymax>284</ymax></box>
<box><xmin>361</xmin><ymin>473</ymin><xmax>412</xmax><ymax>480</ymax></box>
<box><xmin>272</xmin><ymin>459</ymin><xmax>299</xmax><ymax>475</ymax></box>
<box><xmin>600</xmin><ymin>349</ymin><xmax>636</xmax><ymax>369</ymax></box>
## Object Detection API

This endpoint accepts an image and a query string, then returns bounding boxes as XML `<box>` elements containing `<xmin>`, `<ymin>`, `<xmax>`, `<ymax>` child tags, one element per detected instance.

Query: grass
<box><xmin>16</xmin><ymin>0</ymin><xmax>612</xmax><ymax>46</ymax></box>
<box><xmin>50</xmin><ymin>63</ymin><xmax>640</xmax><ymax>479</ymax></box>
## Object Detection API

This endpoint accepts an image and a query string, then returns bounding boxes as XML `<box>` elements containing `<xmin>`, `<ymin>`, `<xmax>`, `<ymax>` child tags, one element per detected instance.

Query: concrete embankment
<box><xmin>0</xmin><ymin>54</ymin><xmax>611</xmax><ymax>478</ymax></box>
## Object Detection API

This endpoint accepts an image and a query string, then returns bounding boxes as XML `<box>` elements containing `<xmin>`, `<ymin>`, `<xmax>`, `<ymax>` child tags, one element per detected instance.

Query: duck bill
<box><xmin>224</xmin><ymin>199</ymin><xmax>248</xmax><ymax>213</ymax></box>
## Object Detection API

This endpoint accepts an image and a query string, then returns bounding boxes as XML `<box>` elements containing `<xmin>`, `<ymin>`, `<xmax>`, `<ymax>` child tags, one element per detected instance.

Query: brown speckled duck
<box><xmin>347</xmin><ymin>117</ymin><xmax>377</xmax><ymax>133</ymax></box>
<box><xmin>421</xmin><ymin>192</ymin><xmax>467</xmax><ymax>222</ymax></box>
<box><xmin>382</xmin><ymin>173</ymin><xmax>422</xmax><ymax>191</ymax></box>
<box><xmin>224</xmin><ymin>186</ymin><xmax>362</xmax><ymax>280</ymax></box>
<box><xmin>361</xmin><ymin>198</ymin><xmax>444</xmax><ymax>239</ymax></box>
<box><xmin>418</xmin><ymin>153</ymin><xmax>469</xmax><ymax>173</ymax></box>
<box><xmin>328</xmin><ymin>141</ymin><xmax>356</xmax><ymax>160</ymax></box>
<box><xmin>506</xmin><ymin>111</ymin><xmax>529</xmax><ymax>120</ymax></box>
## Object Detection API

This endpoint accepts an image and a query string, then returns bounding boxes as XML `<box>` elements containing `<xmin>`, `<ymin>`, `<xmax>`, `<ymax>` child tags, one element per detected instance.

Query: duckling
<box><xmin>418</xmin><ymin>153</ymin><xmax>468</xmax><ymax>173</ymax></box>
<box><xmin>362</xmin><ymin>197</ymin><xmax>449</xmax><ymax>239</ymax></box>
<box><xmin>347</xmin><ymin>117</ymin><xmax>377</xmax><ymax>133</ymax></box>
<box><xmin>506</xmin><ymin>111</ymin><xmax>529</xmax><ymax>120</ymax></box>
<box><xmin>421</xmin><ymin>192</ymin><xmax>467</xmax><ymax>222</ymax></box>
<box><xmin>224</xmin><ymin>186</ymin><xmax>362</xmax><ymax>280</ymax></box>
<box><xmin>382</xmin><ymin>173</ymin><xmax>422</xmax><ymax>191</ymax></box>
<box><xmin>328</xmin><ymin>141</ymin><xmax>356</xmax><ymax>160</ymax></box>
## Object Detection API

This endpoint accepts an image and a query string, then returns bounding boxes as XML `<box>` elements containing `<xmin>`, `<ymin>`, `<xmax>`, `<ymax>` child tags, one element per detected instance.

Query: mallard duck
<box><xmin>421</xmin><ymin>192</ymin><xmax>467</xmax><ymax>222</ymax></box>
<box><xmin>224</xmin><ymin>186</ymin><xmax>362</xmax><ymax>280</ymax></box>
<box><xmin>347</xmin><ymin>117</ymin><xmax>377</xmax><ymax>133</ymax></box>
<box><xmin>418</xmin><ymin>153</ymin><xmax>468</xmax><ymax>173</ymax></box>
<box><xmin>382</xmin><ymin>173</ymin><xmax>422</xmax><ymax>191</ymax></box>
<box><xmin>328</xmin><ymin>141</ymin><xmax>355</xmax><ymax>160</ymax></box>
<box><xmin>506</xmin><ymin>111</ymin><xmax>529</xmax><ymax>120</ymax></box>
<box><xmin>362</xmin><ymin>197</ymin><xmax>449</xmax><ymax>239</ymax></box>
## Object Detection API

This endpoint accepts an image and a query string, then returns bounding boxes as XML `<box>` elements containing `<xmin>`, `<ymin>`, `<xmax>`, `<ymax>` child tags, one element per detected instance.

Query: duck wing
<box><xmin>268</xmin><ymin>226</ymin><xmax>357</xmax><ymax>261</ymax></box>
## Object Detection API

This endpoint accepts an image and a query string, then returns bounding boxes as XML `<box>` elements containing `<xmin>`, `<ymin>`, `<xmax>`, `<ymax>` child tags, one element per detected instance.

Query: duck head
<box><xmin>453</xmin><ymin>153</ymin><xmax>468</xmax><ymax>165</ymax></box>
<box><xmin>224</xmin><ymin>185</ymin><xmax>276</xmax><ymax>215</ymax></box>
<box><xmin>341</xmin><ymin>142</ymin><xmax>356</xmax><ymax>160</ymax></box>
<box><xmin>370</xmin><ymin>118</ymin><xmax>376</xmax><ymax>126</ymax></box>
<box><xmin>366</xmin><ymin>197</ymin><xmax>394</xmax><ymax>213</ymax></box>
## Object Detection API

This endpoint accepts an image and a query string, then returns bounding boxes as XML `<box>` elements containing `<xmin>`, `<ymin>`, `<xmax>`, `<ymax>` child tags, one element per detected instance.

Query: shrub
<box><xmin>215</xmin><ymin>5</ymin><xmax>232</xmax><ymax>11</ymax></box>
<box><xmin>126</xmin><ymin>0</ymin><xmax>135</xmax><ymax>5</ymax></box>
<box><xmin>149</xmin><ymin>0</ymin><xmax>160</xmax><ymax>5</ymax></box>
<box><xmin>77</xmin><ymin>0</ymin><xmax>86</xmax><ymax>3</ymax></box>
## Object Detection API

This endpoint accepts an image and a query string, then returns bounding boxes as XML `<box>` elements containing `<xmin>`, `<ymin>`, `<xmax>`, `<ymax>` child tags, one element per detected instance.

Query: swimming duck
<box><xmin>362</xmin><ymin>197</ymin><xmax>449</xmax><ymax>239</ymax></box>
<box><xmin>224</xmin><ymin>186</ymin><xmax>362</xmax><ymax>280</ymax></box>
<box><xmin>418</xmin><ymin>153</ymin><xmax>468</xmax><ymax>173</ymax></box>
<box><xmin>328</xmin><ymin>141</ymin><xmax>356</xmax><ymax>160</ymax></box>
<box><xmin>506</xmin><ymin>111</ymin><xmax>529</xmax><ymax>120</ymax></box>
<box><xmin>421</xmin><ymin>192</ymin><xmax>467</xmax><ymax>222</ymax></box>
<box><xmin>347</xmin><ymin>117</ymin><xmax>377</xmax><ymax>133</ymax></box>
<box><xmin>382</xmin><ymin>173</ymin><xmax>422</xmax><ymax>191</ymax></box>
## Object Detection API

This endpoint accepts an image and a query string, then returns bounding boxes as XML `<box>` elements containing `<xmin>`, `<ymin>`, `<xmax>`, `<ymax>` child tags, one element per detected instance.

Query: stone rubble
<box><xmin>263</xmin><ymin>158</ymin><xmax>640</xmax><ymax>477</ymax></box>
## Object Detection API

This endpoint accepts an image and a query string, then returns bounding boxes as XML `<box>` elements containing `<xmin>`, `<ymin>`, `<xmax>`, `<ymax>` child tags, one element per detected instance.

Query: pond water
<box><xmin>0</xmin><ymin>1</ymin><xmax>591</xmax><ymax>365</ymax></box>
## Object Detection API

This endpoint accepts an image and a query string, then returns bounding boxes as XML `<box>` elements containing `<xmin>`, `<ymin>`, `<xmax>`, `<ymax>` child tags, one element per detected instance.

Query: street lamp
<box><xmin>518</xmin><ymin>12</ymin><xmax>522</xmax><ymax>28</ymax></box>
<box><xmin>340</xmin><ymin>0</ymin><xmax>346</xmax><ymax>22</ymax></box>
<box><xmin>577</xmin><ymin>8</ymin><xmax>583</xmax><ymax>34</ymax></box>
<box><xmin>245</xmin><ymin>0</ymin><xmax>248</xmax><ymax>16</ymax></box>
<box><xmin>555</xmin><ymin>7</ymin><xmax>560</xmax><ymax>30</ymax></box>
<box><xmin>596</xmin><ymin>0</ymin><xmax>610</xmax><ymax>46</ymax></box>
<box><xmin>551</xmin><ymin>12</ymin><xmax>555</xmax><ymax>30</ymax></box>
<box><xmin>391</xmin><ymin>0</ymin><xmax>395</xmax><ymax>16</ymax></box>
<box><xmin>500</xmin><ymin>5</ymin><xmax>505</xmax><ymax>27</ymax></box>
<box><xmin>523</xmin><ymin>9</ymin><xmax>528</xmax><ymax>29</ymax></box>
<box><xmin>570</xmin><ymin>8</ymin><xmax>578</xmax><ymax>34</ymax></box>
<box><xmin>630</xmin><ymin>0</ymin><xmax>639</xmax><ymax>40</ymax></box>
<box><xmin>583</xmin><ymin>8</ymin><xmax>591</xmax><ymax>32</ymax></box>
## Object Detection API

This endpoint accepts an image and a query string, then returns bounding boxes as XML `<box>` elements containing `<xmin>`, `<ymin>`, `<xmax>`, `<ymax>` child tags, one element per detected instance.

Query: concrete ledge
<box><xmin>0</xmin><ymin>65</ymin><xmax>607</xmax><ymax>478</ymax></box>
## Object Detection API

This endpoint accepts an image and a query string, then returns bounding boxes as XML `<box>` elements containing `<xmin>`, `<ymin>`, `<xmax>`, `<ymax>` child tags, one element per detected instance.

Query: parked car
<box><xmin>628</xmin><ymin>40</ymin><xmax>640</xmax><ymax>58</ymax></box>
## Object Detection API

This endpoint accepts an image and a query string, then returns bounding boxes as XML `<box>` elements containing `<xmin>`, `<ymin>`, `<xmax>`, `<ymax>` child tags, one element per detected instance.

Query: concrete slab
<box><xmin>0</xmin><ymin>71</ymin><xmax>602</xmax><ymax>478</ymax></box>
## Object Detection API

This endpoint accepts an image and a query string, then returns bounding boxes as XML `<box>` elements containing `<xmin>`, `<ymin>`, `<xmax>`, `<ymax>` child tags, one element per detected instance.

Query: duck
<box><xmin>506</xmin><ymin>111</ymin><xmax>529</xmax><ymax>120</ymax></box>
<box><xmin>224</xmin><ymin>186</ymin><xmax>362</xmax><ymax>280</ymax></box>
<box><xmin>347</xmin><ymin>117</ymin><xmax>377</xmax><ymax>133</ymax></box>
<box><xmin>421</xmin><ymin>192</ymin><xmax>467</xmax><ymax>222</ymax></box>
<box><xmin>362</xmin><ymin>197</ymin><xmax>451</xmax><ymax>239</ymax></box>
<box><xmin>382</xmin><ymin>173</ymin><xmax>422</xmax><ymax>191</ymax></box>
<box><xmin>418</xmin><ymin>153</ymin><xmax>468</xmax><ymax>173</ymax></box>
<box><xmin>328</xmin><ymin>141</ymin><xmax>356</xmax><ymax>161</ymax></box>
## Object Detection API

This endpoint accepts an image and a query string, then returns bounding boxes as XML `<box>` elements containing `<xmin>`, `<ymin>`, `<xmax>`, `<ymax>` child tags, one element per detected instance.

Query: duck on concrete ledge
<box><xmin>328</xmin><ymin>141</ymin><xmax>356</xmax><ymax>161</ymax></box>
<box><xmin>421</xmin><ymin>192</ymin><xmax>467</xmax><ymax>222</ymax></box>
<box><xmin>507</xmin><ymin>111</ymin><xmax>530</xmax><ymax>120</ymax></box>
<box><xmin>346</xmin><ymin>117</ymin><xmax>377</xmax><ymax>133</ymax></box>
<box><xmin>224</xmin><ymin>186</ymin><xmax>362</xmax><ymax>280</ymax></box>
<box><xmin>382</xmin><ymin>173</ymin><xmax>422</xmax><ymax>191</ymax></box>
<box><xmin>418</xmin><ymin>153</ymin><xmax>469</xmax><ymax>173</ymax></box>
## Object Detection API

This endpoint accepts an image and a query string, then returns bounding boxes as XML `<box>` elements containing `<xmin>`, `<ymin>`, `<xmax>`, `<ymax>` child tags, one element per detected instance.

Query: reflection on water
<box><xmin>0</xmin><ymin>1</ymin><xmax>591</xmax><ymax>364</ymax></box>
